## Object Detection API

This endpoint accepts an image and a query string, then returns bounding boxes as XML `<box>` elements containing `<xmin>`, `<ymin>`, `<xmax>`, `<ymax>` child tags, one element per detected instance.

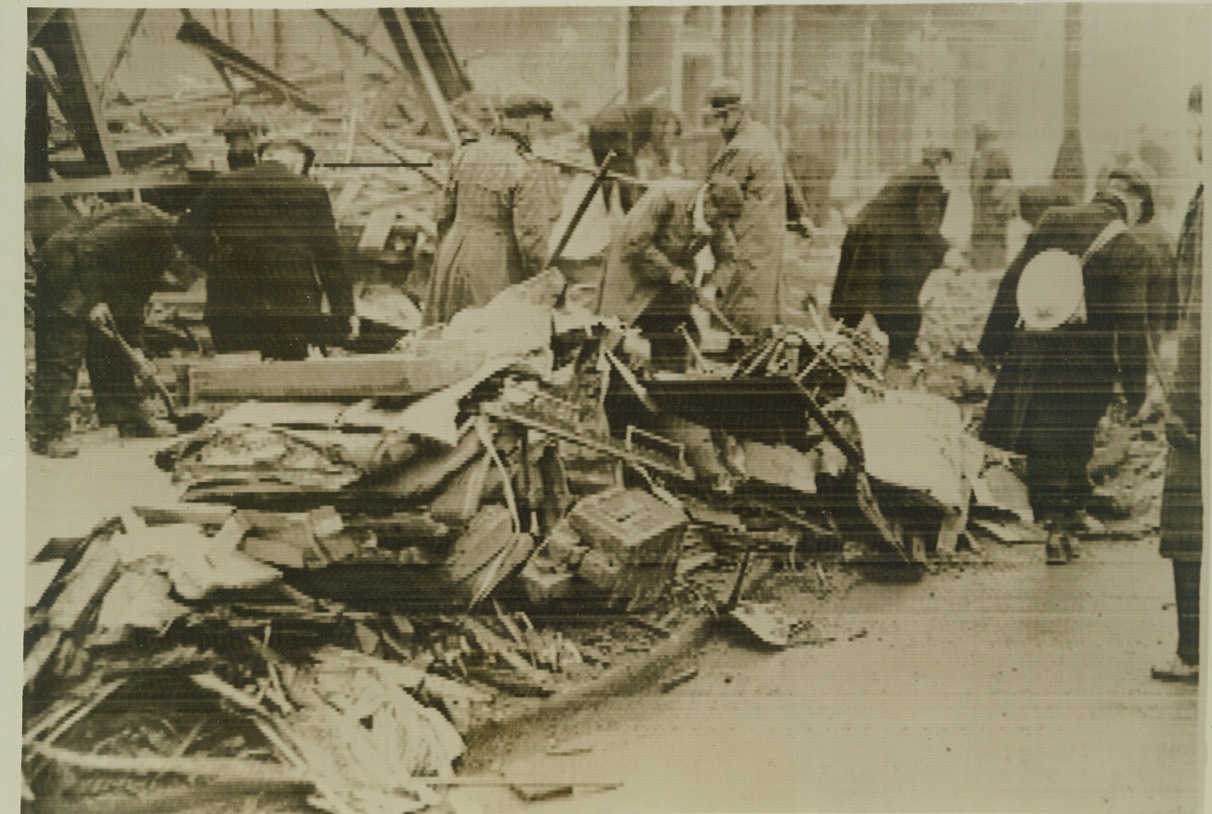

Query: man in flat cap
<box><xmin>979</xmin><ymin>165</ymin><xmax>1157</xmax><ymax>564</ymax></box>
<box><xmin>707</xmin><ymin>78</ymin><xmax>794</xmax><ymax>335</ymax></box>
<box><xmin>596</xmin><ymin>175</ymin><xmax>743</xmax><ymax>371</ymax></box>
<box><xmin>423</xmin><ymin>92</ymin><xmax>562</xmax><ymax>326</ymax></box>
<box><xmin>177</xmin><ymin>138</ymin><xmax>355</xmax><ymax>361</ymax></box>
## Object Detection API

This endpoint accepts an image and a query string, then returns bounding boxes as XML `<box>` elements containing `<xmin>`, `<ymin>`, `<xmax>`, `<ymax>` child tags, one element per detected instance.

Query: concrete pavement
<box><xmin>453</xmin><ymin>539</ymin><xmax>1203</xmax><ymax>814</ymax></box>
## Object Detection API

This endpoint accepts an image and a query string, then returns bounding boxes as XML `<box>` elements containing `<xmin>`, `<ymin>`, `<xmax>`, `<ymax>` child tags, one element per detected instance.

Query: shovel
<box><xmin>93</xmin><ymin>321</ymin><xmax>209</xmax><ymax>433</ymax></box>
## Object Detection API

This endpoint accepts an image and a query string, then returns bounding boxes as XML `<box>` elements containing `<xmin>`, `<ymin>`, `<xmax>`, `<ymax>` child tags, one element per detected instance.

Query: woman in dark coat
<box><xmin>829</xmin><ymin>163</ymin><xmax>950</xmax><ymax>361</ymax></box>
<box><xmin>979</xmin><ymin>168</ymin><xmax>1155</xmax><ymax>563</ymax></box>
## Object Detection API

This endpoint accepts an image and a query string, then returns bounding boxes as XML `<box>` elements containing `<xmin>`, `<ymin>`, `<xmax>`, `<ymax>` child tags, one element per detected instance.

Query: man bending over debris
<box><xmin>176</xmin><ymin>138</ymin><xmax>355</xmax><ymax>361</ymax></box>
<box><xmin>423</xmin><ymin>93</ymin><xmax>562</xmax><ymax>326</ymax></box>
<box><xmin>595</xmin><ymin>175</ymin><xmax>742</xmax><ymax>370</ymax></box>
<box><xmin>29</xmin><ymin>203</ymin><xmax>178</xmax><ymax>458</ymax></box>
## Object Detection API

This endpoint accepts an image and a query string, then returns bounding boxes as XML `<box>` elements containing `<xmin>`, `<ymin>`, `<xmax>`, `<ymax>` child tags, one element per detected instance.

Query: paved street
<box><xmin>455</xmin><ymin>538</ymin><xmax>1202</xmax><ymax>814</ymax></box>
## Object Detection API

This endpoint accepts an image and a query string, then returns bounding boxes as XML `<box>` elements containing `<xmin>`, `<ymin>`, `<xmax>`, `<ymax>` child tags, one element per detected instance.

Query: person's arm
<box><xmin>1114</xmin><ymin>243</ymin><xmax>1152</xmax><ymax>416</ymax></box>
<box><xmin>620</xmin><ymin>191</ymin><xmax>688</xmax><ymax>285</ymax></box>
<box><xmin>513</xmin><ymin>161</ymin><xmax>561</xmax><ymax>276</ymax></box>
<box><xmin>174</xmin><ymin>189</ymin><xmax>216</xmax><ymax>266</ymax></box>
<box><xmin>306</xmin><ymin>184</ymin><xmax>354</xmax><ymax>319</ymax></box>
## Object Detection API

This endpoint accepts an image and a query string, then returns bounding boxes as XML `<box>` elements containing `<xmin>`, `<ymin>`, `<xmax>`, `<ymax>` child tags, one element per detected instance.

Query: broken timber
<box><xmin>176</xmin><ymin>19</ymin><xmax>326</xmax><ymax>114</ymax></box>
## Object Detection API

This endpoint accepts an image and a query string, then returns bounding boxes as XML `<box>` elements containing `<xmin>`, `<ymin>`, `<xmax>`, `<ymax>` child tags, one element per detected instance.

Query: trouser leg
<box><xmin>85</xmin><ymin>317</ymin><xmax>143</xmax><ymax>427</ymax></box>
<box><xmin>1173</xmin><ymin>559</ymin><xmax>1200</xmax><ymax>666</ymax></box>
<box><xmin>31</xmin><ymin>310</ymin><xmax>87</xmax><ymax>440</ymax></box>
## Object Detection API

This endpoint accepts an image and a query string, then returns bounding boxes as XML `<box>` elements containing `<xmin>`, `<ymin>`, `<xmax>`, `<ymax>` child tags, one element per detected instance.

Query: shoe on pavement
<box><xmin>1061</xmin><ymin>534</ymin><xmax>1081</xmax><ymax>560</ymax></box>
<box><xmin>1044</xmin><ymin>534</ymin><xmax>1069</xmax><ymax>565</ymax></box>
<box><xmin>30</xmin><ymin>436</ymin><xmax>79</xmax><ymax>459</ymax></box>
<box><xmin>1151</xmin><ymin>658</ymin><xmax>1198</xmax><ymax>684</ymax></box>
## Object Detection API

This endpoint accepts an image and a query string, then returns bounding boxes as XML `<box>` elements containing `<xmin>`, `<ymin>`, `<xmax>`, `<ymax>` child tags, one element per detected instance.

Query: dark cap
<box><xmin>707</xmin><ymin>78</ymin><xmax>744</xmax><ymax>110</ymax></box>
<box><xmin>1107</xmin><ymin>165</ymin><xmax>1155</xmax><ymax>224</ymax></box>
<box><xmin>258</xmin><ymin>139</ymin><xmax>317</xmax><ymax>174</ymax></box>
<box><xmin>500</xmin><ymin>93</ymin><xmax>554</xmax><ymax>120</ymax></box>
<box><xmin>705</xmin><ymin>175</ymin><xmax>744</xmax><ymax>219</ymax></box>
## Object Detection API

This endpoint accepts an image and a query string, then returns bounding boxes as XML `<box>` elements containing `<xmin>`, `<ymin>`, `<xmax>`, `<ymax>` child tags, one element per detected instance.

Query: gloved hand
<box><xmin>668</xmin><ymin>268</ymin><xmax>692</xmax><ymax>289</ymax></box>
<box><xmin>347</xmin><ymin>315</ymin><xmax>362</xmax><ymax>341</ymax></box>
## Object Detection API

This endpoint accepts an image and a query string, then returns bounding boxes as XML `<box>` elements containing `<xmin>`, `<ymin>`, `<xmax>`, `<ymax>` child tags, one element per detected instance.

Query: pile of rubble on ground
<box><xmin>26</xmin><ymin>264</ymin><xmax>1033</xmax><ymax>812</ymax></box>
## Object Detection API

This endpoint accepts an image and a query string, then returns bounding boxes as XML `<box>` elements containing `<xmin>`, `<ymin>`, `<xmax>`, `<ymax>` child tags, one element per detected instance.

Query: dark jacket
<box><xmin>979</xmin><ymin>199</ymin><xmax>1153</xmax><ymax>454</ymax></box>
<box><xmin>423</xmin><ymin>131</ymin><xmax>560</xmax><ymax>326</ymax></box>
<box><xmin>829</xmin><ymin>164</ymin><xmax>949</xmax><ymax>347</ymax></box>
<box><xmin>37</xmin><ymin>202</ymin><xmax>175</xmax><ymax>326</ymax></box>
<box><xmin>176</xmin><ymin>162</ymin><xmax>352</xmax><ymax>350</ymax></box>
<box><xmin>1160</xmin><ymin>184</ymin><xmax>1202</xmax><ymax>560</ymax></box>
<box><xmin>710</xmin><ymin>117</ymin><xmax>789</xmax><ymax>334</ymax></box>
<box><xmin>596</xmin><ymin>180</ymin><xmax>736</xmax><ymax>325</ymax></box>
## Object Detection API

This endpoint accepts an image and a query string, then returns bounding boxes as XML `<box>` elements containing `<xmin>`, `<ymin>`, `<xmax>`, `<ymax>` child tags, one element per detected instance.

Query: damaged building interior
<box><xmin>20</xmin><ymin>6</ymin><xmax>1208</xmax><ymax>814</ymax></box>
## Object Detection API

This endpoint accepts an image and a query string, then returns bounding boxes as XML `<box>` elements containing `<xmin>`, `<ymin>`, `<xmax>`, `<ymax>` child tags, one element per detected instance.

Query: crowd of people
<box><xmin>26</xmin><ymin>75</ymin><xmax>1203</xmax><ymax>684</ymax></box>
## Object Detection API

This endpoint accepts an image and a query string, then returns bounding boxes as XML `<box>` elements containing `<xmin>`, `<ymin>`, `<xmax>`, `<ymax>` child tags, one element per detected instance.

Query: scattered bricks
<box><xmin>520</xmin><ymin>554</ymin><xmax>575</xmax><ymax>604</ymax></box>
<box><xmin>544</xmin><ymin>517</ymin><xmax>589</xmax><ymax>569</ymax></box>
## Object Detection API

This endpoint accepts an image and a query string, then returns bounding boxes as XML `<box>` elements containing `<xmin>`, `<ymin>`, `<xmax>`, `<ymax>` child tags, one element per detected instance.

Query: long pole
<box><xmin>549</xmin><ymin>150</ymin><xmax>616</xmax><ymax>268</ymax></box>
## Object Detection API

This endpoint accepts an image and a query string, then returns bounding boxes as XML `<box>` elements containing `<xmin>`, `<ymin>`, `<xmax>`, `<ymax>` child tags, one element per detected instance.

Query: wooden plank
<box><xmin>185</xmin><ymin>354</ymin><xmax>481</xmax><ymax>401</ymax></box>
<box><xmin>31</xmin><ymin>742</ymin><xmax>308</xmax><ymax>784</ymax></box>
<box><xmin>358</xmin><ymin>206</ymin><xmax>401</xmax><ymax>251</ymax></box>
<box><xmin>46</xmin><ymin>540</ymin><xmax>121</xmax><ymax>632</ymax></box>
<box><xmin>97</xmin><ymin>9</ymin><xmax>146</xmax><ymax>104</ymax></box>
<box><xmin>357</xmin><ymin>121</ymin><xmax>445</xmax><ymax>187</ymax></box>
<box><xmin>25</xmin><ymin>175</ymin><xmax>196</xmax><ymax>200</ymax></box>
<box><xmin>133</xmin><ymin>505</ymin><xmax>236</xmax><ymax>528</ymax></box>
<box><xmin>378</xmin><ymin>9</ymin><xmax>461</xmax><ymax>147</ymax></box>
<box><xmin>32</xmin><ymin>9</ymin><xmax>120</xmax><ymax>175</ymax></box>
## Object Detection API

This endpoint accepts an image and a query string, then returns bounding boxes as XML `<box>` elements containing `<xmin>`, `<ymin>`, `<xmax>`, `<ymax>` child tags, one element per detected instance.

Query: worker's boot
<box><xmin>1044</xmin><ymin>525</ymin><xmax>1068</xmax><ymax>565</ymax></box>
<box><xmin>1061</xmin><ymin>533</ymin><xmax>1081</xmax><ymax>560</ymax></box>
<box><xmin>1151</xmin><ymin>657</ymin><xmax>1199</xmax><ymax>684</ymax></box>
<box><xmin>117</xmin><ymin>414</ymin><xmax>177</xmax><ymax>439</ymax></box>
<box><xmin>30</xmin><ymin>435</ymin><xmax>79</xmax><ymax>459</ymax></box>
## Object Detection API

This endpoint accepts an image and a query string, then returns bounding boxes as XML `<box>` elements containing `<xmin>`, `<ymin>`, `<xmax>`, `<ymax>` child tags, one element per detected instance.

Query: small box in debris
<box><xmin>569</xmin><ymin>488</ymin><xmax>687</xmax><ymax>565</ymax></box>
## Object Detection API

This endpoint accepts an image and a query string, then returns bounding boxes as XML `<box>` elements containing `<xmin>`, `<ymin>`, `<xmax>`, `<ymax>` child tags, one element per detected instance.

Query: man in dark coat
<box><xmin>969</xmin><ymin>122</ymin><xmax>1015</xmax><ymax>271</ymax></box>
<box><xmin>29</xmin><ymin>203</ymin><xmax>178</xmax><ymax>457</ymax></box>
<box><xmin>1152</xmin><ymin>83</ymin><xmax>1202</xmax><ymax>684</ymax></box>
<box><xmin>423</xmin><ymin>94</ymin><xmax>561</xmax><ymax>326</ymax></box>
<box><xmin>596</xmin><ymin>175</ymin><xmax>742</xmax><ymax>370</ymax></box>
<box><xmin>587</xmin><ymin>103</ymin><xmax>682</xmax><ymax>213</ymax></box>
<box><xmin>829</xmin><ymin>162</ymin><xmax>953</xmax><ymax>361</ymax></box>
<box><xmin>176</xmin><ymin>139</ymin><xmax>355</xmax><ymax>361</ymax></box>
<box><xmin>979</xmin><ymin>168</ymin><xmax>1156</xmax><ymax>564</ymax></box>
